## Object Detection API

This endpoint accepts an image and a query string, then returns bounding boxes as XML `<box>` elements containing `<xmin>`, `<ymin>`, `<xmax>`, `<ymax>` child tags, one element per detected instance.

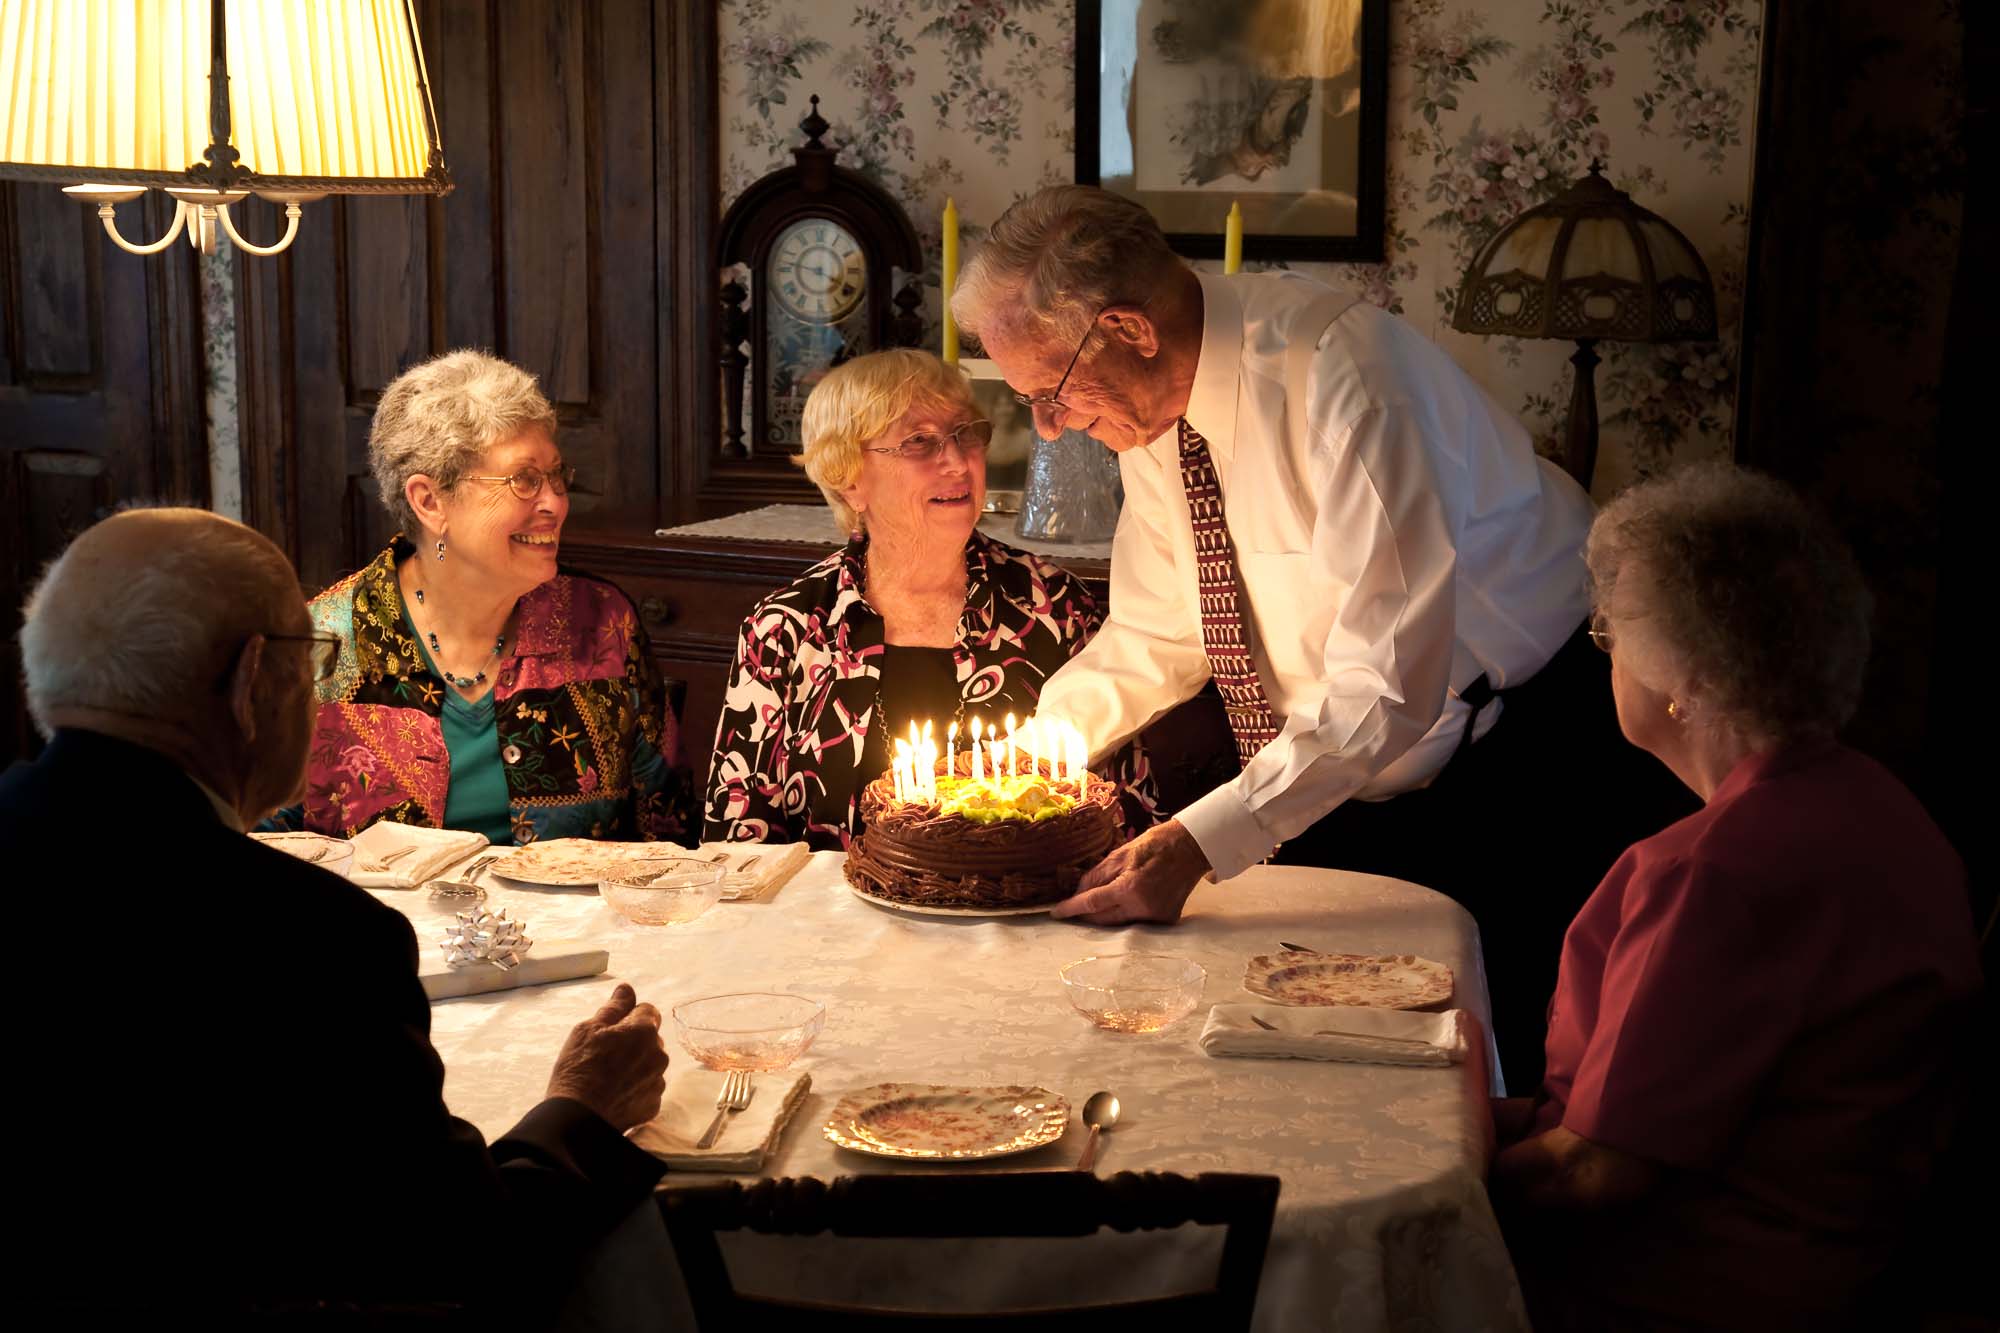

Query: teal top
<box><xmin>409</xmin><ymin>624</ymin><xmax>514</xmax><ymax>844</ymax></box>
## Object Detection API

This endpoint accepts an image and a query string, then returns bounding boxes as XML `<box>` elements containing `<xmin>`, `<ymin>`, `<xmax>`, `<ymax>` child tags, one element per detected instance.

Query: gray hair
<box><xmin>1585</xmin><ymin>461</ymin><xmax>1873</xmax><ymax>743</ymax></box>
<box><xmin>950</xmin><ymin>185</ymin><xmax>1185</xmax><ymax>349</ymax></box>
<box><xmin>19</xmin><ymin>507</ymin><xmax>299</xmax><ymax>738</ymax></box>
<box><xmin>369</xmin><ymin>350</ymin><xmax>559</xmax><ymax>539</ymax></box>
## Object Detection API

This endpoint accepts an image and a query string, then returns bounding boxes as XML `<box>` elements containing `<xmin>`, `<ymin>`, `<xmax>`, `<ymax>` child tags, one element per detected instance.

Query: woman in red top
<box><xmin>1491</xmin><ymin>463</ymin><xmax>1980</xmax><ymax>1332</ymax></box>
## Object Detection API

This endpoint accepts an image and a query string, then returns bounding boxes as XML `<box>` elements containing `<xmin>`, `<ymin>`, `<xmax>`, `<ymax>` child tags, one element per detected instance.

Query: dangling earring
<box><xmin>435</xmin><ymin>537</ymin><xmax>447</xmax><ymax>562</ymax></box>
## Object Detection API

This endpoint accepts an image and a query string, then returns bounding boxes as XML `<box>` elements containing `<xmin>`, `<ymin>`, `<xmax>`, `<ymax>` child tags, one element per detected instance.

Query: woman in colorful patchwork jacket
<box><xmin>266</xmin><ymin>350</ymin><xmax>693</xmax><ymax>844</ymax></box>
<box><xmin>702</xmin><ymin>348</ymin><xmax>1154</xmax><ymax>850</ymax></box>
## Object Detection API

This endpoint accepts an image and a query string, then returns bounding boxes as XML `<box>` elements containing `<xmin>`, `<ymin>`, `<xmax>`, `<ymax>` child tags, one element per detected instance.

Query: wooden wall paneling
<box><xmin>658</xmin><ymin>0</ymin><xmax>721</xmax><ymax>510</ymax></box>
<box><xmin>1</xmin><ymin>187</ymin><xmax>206</xmax><ymax>757</ymax></box>
<box><xmin>581</xmin><ymin>0</ymin><xmax>661</xmax><ymax>515</ymax></box>
<box><xmin>437</xmin><ymin>0</ymin><xmax>499</xmax><ymax>353</ymax></box>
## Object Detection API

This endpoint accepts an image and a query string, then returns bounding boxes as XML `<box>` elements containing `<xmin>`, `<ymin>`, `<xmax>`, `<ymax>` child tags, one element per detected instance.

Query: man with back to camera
<box><xmin>2</xmin><ymin>507</ymin><xmax>673</xmax><ymax>1321</ymax></box>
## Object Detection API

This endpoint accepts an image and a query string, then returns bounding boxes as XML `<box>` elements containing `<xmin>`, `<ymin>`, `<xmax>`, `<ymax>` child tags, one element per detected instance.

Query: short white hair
<box><xmin>951</xmin><ymin>185</ymin><xmax>1185</xmax><ymax>349</ymax></box>
<box><xmin>369</xmin><ymin>349</ymin><xmax>559</xmax><ymax>540</ymax></box>
<box><xmin>1586</xmin><ymin>461</ymin><xmax>1873</xmax><ymax>742</ymax></box>
<box><xmin>18</xmin><ymin>508</ymin><xmax>298</xmax><ymax>737</ymax></box>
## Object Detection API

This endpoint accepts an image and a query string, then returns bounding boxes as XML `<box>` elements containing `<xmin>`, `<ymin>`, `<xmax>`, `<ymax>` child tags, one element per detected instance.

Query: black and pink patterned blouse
<box><xmin>702</xmin><ymin>531</ymin><xmax>1155</xmax><ymax>850</ymax></box>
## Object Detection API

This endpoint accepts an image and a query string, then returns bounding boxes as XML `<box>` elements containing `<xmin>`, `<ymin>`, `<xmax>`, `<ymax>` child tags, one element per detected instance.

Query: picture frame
<box><xmin>1076</xmin><ymin>0</ymin><xmax>1389</xmax><ymax>264</ymax></box>
<box><xmin>960</xmin><ymin>358</ymin><xmax>1034</xmax><ymax>513</ymax></box>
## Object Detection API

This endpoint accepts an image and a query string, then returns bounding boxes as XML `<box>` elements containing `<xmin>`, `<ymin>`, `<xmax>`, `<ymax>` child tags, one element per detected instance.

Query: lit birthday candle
<box><xmin>968</xmin><ymin>718</ymin><xmax>982</xmax><ymax>782</ymax></box>
<box><xmin>947</xmin><ymin>720</ymin><xmax>957</xmax><ymax>778</ymax></box>
<box><xmin>1005</xmin><ymin>713</ymin><xmax>1017</xmax><ymax>780</ymax></box>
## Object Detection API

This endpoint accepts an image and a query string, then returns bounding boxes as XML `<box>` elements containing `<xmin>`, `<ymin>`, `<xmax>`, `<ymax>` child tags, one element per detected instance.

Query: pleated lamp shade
<box><xmin>0</xmin><ymin>0</ymin><xmax>448</xmax><ymax>195</ymax></box>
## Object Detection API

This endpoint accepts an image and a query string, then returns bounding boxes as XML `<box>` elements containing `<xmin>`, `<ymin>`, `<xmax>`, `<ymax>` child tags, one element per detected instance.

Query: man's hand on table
<box><xmin>1051</xmin><ymin>819</ymin><xmax>1212</xmax><ymax>925</ymax></box>
<box><xmin>544</xmin><ymin>982</ymin><xmax>670</xmax><ymax>1131</ymax></box>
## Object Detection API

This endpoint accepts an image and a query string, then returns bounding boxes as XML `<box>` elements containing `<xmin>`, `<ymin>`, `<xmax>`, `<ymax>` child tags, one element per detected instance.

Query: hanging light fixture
<box><xmin>0</xmin><ymin>0</ymin><xmax>450</xmax><ymax>257</ymax></box>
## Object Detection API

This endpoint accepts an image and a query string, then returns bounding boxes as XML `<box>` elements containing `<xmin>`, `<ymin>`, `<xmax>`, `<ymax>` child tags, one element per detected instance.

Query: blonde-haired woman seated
<box><xmin>265</xmin><ymin>349</ymin><xmax>694</xmax><ymax>844</ymax></box>
<box><xmin>703</xmin><ymin>348</ymin><xmax>1153</xmax><ymax>848</ymax></box>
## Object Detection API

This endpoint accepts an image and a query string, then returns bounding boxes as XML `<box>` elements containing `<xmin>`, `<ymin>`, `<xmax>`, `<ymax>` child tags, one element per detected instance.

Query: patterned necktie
<box><xmin>1178</xmin><ymin>418</ymin><xmax>1280</xmax><ymax>765</ymax></box>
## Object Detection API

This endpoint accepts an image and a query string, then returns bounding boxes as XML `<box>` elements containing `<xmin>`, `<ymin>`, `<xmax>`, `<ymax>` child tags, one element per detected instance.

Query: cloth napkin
<box><xmin>698</xmin><ymin>840</ymin><xmax>811</xmax><ymax>901</ymax></box>
<box><xmin>1199</xmin><ymin>1003</ymin><xmax>1468</xmax><ymax>1067</ymax></box>
<box><xmin>628</xmin><ymin>1068</ymin><xmax>812</xmax><ymax>1172</ymax></box>
<box><xmin>348</xmin><ymin>823</ymin><xmax>491</xmax><ymax>889</ymax></box>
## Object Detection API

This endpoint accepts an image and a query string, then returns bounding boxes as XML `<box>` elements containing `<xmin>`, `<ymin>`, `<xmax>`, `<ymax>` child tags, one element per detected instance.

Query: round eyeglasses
<box><xmin>1587</xmin><ymin>613</ymin><xmax>1614</xmax><ymax>653</ymax></box>
<box><xmin>462</xmin><ymin>464</ymin><xmax>576</xmax><ymax>501</ymax></box>
<box><xmin>864</xmin><ymin>419</ymin><xmax>994</xmax><ymax>462</ymax></box>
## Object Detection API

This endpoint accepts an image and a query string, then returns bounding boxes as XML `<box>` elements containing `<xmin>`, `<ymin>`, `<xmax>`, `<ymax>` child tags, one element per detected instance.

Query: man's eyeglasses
<box><xmin>266</xmin><ymin>631</ymin><xmax>343</xmax><ymax>682</ymax></box>
<box><xmin>462</xmin><ymin>463</ymin><xmax>576</xmax><ymax>501</ymax></box>
<box><xmin>864</xmin><ymin>418</ymin><xmax>994</xmax><ymax>463</ymax></box>
<box><xmin>1587</xmin><ymin>612</ymin><xmax>1614</xmax><ymax>654</ymax></box>
<box><xmin>1010</xmin><ymin>312</ymin><xmax>1102</xmax><ymax>417</ymax></box>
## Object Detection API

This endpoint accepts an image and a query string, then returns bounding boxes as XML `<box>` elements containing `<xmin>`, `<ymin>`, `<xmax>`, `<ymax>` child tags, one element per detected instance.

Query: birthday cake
<box><xmin>844</xmin><ymin>754</ymin><xmax>1124</xmax><ymax>911</ymax></box>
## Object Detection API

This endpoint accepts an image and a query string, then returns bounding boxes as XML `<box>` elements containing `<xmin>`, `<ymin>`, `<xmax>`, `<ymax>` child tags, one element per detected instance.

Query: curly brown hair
<box><xmin>1585</xmin><ymin>461</ymin><xmax>1873</xmax><ymax>743</ymax></box>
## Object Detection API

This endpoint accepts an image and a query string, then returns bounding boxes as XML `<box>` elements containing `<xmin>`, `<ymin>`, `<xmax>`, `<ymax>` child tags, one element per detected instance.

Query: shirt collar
<box><xmin>188</xmin><ymin>772</ymin><xmax>244</xmax><ymax>832</ymax></box>
<box><xmin>1181</xmin><ymin>270</ymin><xmax>1246</xmax><ymax>465</ymax></box>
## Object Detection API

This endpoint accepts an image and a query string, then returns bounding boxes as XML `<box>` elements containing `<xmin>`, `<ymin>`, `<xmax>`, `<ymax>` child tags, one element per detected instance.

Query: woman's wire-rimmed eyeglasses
<box><xmin>864</xmin><ymin>418</ymin><xmax>995</xmax><ymax>462</ymax></box>
<box><xmin>462</xmin><ymin>463</ymin><xmax>577</xmax><ymax>500</ymax></box>
<box><xmin>1587</xmin><ymin>613</ymin><xmax>1614</xmax><ymax>653</ymax></box>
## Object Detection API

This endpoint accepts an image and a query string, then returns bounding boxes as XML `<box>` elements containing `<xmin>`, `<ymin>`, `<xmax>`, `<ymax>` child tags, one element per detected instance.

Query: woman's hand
<box><xmin>1491</xmin><ymin>1123</ymin><xmax>1659</xmax><ymax>1212</ymax></box>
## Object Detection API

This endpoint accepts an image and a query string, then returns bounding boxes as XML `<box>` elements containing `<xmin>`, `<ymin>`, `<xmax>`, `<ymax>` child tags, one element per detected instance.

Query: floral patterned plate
<box><xmin>489</xmin><ymin>838</ymin><xmax>666</xmax><ymax>888</ymax></box>
<box><xmin>1242</xmin><ymin>951</ymin><xmax>1455</xmax><ymax>1010</ymax></box>
<box><xmin>822</xmin><ymin>1083</ymin><xmax>1070</xmax><ymax>1161</ymax></box>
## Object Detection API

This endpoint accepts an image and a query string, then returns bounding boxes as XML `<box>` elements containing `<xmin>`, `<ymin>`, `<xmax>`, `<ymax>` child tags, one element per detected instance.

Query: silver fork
<box><xmin>461</xmin><ymin>853</ymin><xmax>499</xmax><ymax>880</ymax></box>
<box><xmin>694</xmin><ymin>1070</ymin><xmax>754</xmax><ymax>1150</ymax></box>
<box><xmin>358</xmin><ymin>844</ymin><xmax>419</xmax><ymax>874</ymax></box>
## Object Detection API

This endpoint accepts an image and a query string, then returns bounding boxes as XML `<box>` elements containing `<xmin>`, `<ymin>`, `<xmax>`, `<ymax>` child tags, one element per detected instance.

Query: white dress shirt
<box><xmin>1034</xmin><ymin>271</ymin><xmax>1596</xmax><ymax>880</ymax></box>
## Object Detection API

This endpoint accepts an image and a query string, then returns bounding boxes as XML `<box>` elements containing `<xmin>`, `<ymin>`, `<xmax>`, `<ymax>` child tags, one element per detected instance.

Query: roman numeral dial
<box><xmin>768</xmin><ymin>219</ymin><xmax>867</xmax><ymax>325</ymax></box>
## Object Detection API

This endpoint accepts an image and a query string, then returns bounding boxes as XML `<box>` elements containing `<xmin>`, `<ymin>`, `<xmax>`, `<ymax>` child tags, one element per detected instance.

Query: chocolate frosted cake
<box><xmin>844</xmin><ymin>756</ymin><xmax>1124</xmax><ymax>911</ymax></box>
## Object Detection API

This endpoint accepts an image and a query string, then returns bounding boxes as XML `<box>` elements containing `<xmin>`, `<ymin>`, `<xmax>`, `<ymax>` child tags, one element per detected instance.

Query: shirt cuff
<box><xmin>1175</xmin><ymin>781</ymin><xmax>1277</xmax><ymax>881</ymax></box>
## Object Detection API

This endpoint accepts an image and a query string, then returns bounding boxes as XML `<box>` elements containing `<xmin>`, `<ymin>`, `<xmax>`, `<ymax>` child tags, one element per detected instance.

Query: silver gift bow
<box><xmin>440</xmin><ymin>907</ymin><xmax>533</xmax><ymax>971</ymax></box>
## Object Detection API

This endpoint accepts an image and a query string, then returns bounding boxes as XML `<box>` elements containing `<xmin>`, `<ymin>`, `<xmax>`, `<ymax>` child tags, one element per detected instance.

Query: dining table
<box><xmin>394</xmin><ymin>851</ymin><xmax>1529</xmax><ymax>1332</ymax></box>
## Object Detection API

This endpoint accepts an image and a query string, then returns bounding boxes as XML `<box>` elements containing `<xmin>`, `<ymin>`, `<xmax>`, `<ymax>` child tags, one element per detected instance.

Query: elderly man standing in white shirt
<box><xmin>954</xmin><ymin>186</ymin><xmax>1692</xmax><ymax>1086</ymax></box>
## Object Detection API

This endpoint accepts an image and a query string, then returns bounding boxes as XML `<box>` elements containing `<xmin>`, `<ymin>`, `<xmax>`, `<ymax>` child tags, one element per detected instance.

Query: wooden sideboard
<box><xmin>561</xmin><ymin>523</ymin><xmax>1238</xmax><ymax>816</ymax></box>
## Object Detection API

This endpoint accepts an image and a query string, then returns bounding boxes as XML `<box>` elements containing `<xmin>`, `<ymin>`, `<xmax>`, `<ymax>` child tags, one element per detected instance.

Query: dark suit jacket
<box><xmin>2</xmin><ymin>729</ymin><xmax>665</xmax><ymax>1319</ymax></box>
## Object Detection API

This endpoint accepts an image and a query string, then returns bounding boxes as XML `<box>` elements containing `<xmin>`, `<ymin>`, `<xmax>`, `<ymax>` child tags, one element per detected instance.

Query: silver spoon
<box><xmin>1075</xmin><ymin>1091</ymin><xmax>1121</xmax><ymax>1172</ymax></box>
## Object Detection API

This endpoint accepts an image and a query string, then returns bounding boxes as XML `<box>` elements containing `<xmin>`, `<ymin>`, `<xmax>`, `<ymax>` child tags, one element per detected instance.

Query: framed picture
<box><xmin>1077</xmin><ymin>0</ymin><xmax>1388</xmax><ymax>263</ymax></box>
<box><xmin>960</xmin><ymin>358</ymin><xmax>1034</xmax><ymax>513</ymax></box>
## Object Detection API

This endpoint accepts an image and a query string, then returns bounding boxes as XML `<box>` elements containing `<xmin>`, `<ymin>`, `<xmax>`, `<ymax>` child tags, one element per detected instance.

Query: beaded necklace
<box><xmin>410</xmin><ymin>586</ymin><xmax>507</xmax><ymax>690</ymax></box>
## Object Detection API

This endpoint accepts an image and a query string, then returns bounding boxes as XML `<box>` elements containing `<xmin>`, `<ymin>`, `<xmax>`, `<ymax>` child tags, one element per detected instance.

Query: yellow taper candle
<box><xmin>1224</xmin><ymin>200</ymin><xmax>1244</xmax><ymax>274</ymax></box>
<box><xmin>941</xmin><ymin>197</ymin><xmax>961</xmax><ymax>365</ymax></box>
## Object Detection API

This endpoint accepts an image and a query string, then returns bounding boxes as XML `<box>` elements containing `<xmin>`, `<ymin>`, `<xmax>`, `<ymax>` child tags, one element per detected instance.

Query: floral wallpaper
<box><xmin>719</xmin><ymin>0</ymin><xmax>1764</xmax><ymax>496</ymax></box>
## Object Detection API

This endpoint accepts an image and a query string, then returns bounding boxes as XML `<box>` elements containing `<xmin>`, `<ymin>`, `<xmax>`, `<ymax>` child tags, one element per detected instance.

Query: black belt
<box><xmin>1448</xmin><ymin>619</ymin><xmax>1592</xmax><ymax>767</ymax></box>
<box><xmin>1451</xmin><ymin>672</ymin><xmax>1499</xmax><ymax>765</ymax></box>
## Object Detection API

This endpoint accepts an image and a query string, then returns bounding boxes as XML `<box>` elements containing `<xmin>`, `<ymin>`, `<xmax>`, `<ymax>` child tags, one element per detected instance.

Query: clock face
<box><xmin>768</xmin><ymin>219</ymin><xmax>867</xmax><ymax>324</ymax></box>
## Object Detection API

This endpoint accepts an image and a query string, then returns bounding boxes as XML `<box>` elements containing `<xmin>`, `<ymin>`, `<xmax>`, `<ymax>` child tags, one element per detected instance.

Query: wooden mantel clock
<box><xmin>718</xmin><ymin>95</ymin><xmax>925</xmax><ymax>460</ymax></box>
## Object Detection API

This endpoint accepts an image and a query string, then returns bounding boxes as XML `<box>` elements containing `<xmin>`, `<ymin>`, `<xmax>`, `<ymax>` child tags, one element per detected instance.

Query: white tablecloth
<box><xmin>398</xmin><ymin>855</ymin><xmax>1527</xmax><ymax>1331</ymax></box>
<box><xmin>655</xmin><ymin>504</ymin><xmax>1115</xmax><ymax>563</ymax></box>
